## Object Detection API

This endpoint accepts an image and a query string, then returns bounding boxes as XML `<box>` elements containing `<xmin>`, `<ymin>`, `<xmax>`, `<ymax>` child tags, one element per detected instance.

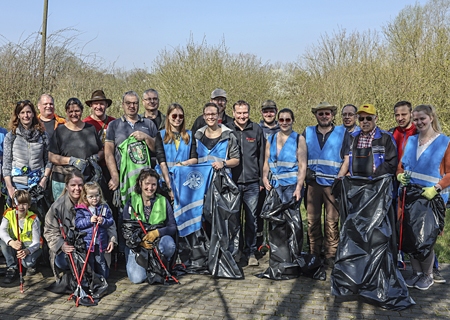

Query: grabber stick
<box><xmin>14</xmin><ymin>197</ymin><xmax>24</xmax><ymax>293</ymax></box>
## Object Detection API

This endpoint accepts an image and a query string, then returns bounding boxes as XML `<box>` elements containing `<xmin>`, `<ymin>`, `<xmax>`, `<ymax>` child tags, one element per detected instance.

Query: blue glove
<box><xmin>421</xmin><ymin>186</ymin><xmax>438</xmax><ymax>200</ymax></box>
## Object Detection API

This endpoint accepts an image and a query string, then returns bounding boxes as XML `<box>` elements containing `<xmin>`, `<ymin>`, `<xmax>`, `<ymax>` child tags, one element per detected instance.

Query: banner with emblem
<box><xmin>170</xmin><ymin>163</ymin><xmax>214</xmax><ymax>237</ymax></box>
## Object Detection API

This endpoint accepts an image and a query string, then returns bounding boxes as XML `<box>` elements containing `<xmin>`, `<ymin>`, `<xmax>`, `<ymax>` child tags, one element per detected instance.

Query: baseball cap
<box><xmin>357</xmin><ymin>104</ymin><xmax>376</xmax><ymax>115</ymax></box>
<box><xmin>211</xmin><ymin>88</ymin><xmax>227</xmax><ymax>99</ymax></box>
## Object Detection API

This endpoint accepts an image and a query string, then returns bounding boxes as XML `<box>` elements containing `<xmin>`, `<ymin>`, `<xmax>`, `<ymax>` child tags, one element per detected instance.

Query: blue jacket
<box><xmin>306</xmin><ymin>125</ymin><xmax>345</xmax><ymax>186</ymax></box>
<box><xmin>75</xmin><ymin>203</ymin><xmax>114</xmax><ymax>253</ymax></box>
<box><xmin>401</xmin><ymin>134</ymin><xmax>450</xmax><ymax>203</ymax></box>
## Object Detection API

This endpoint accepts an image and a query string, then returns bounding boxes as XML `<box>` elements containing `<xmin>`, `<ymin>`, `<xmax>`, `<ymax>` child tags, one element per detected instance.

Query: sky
<box><xmin>0</xmin><ymin>0</ymin><xmax>430</xmax><ymax>71</ymax></box>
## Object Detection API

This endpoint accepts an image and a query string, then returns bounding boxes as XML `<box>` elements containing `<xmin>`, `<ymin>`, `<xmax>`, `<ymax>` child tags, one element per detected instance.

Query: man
<box><xmin>105</xmin><ymin>91</ymin><xmax>157</xmax><ymax>253</ymax></box>
<box><xmin>228</xmin><ymin>100</ymin><xmax>264</xmax><ymax>266</ymax></box>
<box><xmin>259</xmin><ymin>100</ymin><xmax>280</xmax><ymax>140</ymax></box>
<box><xmin>37</xmin><ymin>94</ymin><xmax>65</xmax><ymax>139</ymax></box>
<box><xmin>304</xmin><ymin>101</ymin><xmax>347</xmax><ymax>267</ymax></box>
<box><xmin>390</xmin><ymin>100</ymin><xmax>445</xmax><ymax>284</ymax></box>
<box><xmin>341</xmin><ymin>104</ymin><xmax>359</xmax><ymax>133</ymax></box>
<box><xmin>338</xmin><ymin>104</ymin><xmax>397</xmax><ymax>178</ymax></box>
<box><xmin>391</xmin><ymin>101</ymin><xmax>416</xmax><ymax>161</ymax></box>
<box><xmin>191</xmin><ymin>88</ymin><xmax>233</xmax><ymax>135</ymax></box>
<box><xmin>142</xmin><ymin>89</ymin><xmax>165</xmax><ymax>130</ymax></box>
<box><xmin>83</xmin><ymin>90</ymin><xmax>116</xmax><ymax>144</ymax></box>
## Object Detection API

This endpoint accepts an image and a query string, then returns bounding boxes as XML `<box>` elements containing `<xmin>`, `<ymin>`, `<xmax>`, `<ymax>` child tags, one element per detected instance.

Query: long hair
<box><xmin>61</xmin><ymin>171</ymin><xmax>85</xmax><ymax>197</ymax></box>
<box><xmin>163</xmin><ymin>103</ymin><xmax>190</xmax><ymax>145</ymax></box>
<box><xmin>9</xmin><ymin>100</ymin><xmax>45</xmax><ymax>134</ymax></box>
<box><xmin>413</xmin><ymin>104</ymin><xmax>441</xmax><ymax>133</ymax></box>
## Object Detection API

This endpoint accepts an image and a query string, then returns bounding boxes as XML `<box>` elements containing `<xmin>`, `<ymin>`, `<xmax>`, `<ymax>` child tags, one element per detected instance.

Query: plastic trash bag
<box><xmin>203</xmin><ymin>168</ymin><xmax>243</xmax><ymax>279</ymax></box>
<box><xmin>257</xmin><ymin>188</ymin><xmax>324</xmax><ymax>280</ymax></box>
<box><xmin>331</xmin><ymin>175</ymin><xmax>415</xmax><ymax>310</ymax></box>
<box><xmin>177</xmin><ymin>230</ymin><xmax>210</xmax><ymax>274</ymax></box>
<box><xmin>400</xmin><ymin>184</ymin><xmax>446</xmax><ymax>261</ymax></box>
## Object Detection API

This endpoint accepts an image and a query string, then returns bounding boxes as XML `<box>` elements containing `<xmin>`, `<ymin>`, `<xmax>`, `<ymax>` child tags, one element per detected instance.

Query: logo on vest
<box><xmin>128</xmin><ymin>141</ymin><xmax>148</xmax><ymax>164</ymax></box>
<box><xmin>183</xmin><ymin>171</ymin><xmax>204</xmax><ymax>190</ymax></box>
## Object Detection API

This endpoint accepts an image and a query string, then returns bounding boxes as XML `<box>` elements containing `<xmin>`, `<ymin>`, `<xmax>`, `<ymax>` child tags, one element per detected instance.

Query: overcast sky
<box><xmin>0</xmin><ymin>0</ymin><xmax>429</xmax><ymax>71</ymax></box>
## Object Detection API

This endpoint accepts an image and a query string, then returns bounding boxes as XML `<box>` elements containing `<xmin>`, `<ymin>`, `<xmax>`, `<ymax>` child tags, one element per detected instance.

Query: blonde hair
<box><xmin>80</xmin><ymin>181</ymin><xmax>105</xmax><ymax>206</ymax></box>
<box><xmin>413</xmin><ymin>104</ymin><xmax>442</xmax><ymax>133</ymax></box>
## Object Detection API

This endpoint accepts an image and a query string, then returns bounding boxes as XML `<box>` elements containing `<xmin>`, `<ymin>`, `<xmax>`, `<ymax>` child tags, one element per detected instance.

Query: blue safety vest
<box><xmin>268</xmin><ymin>132</ymin><xmax>299</xmax><ymax>187</ymax></box>
<box><xmin>401</xmin><ymin>134</ymin><xmax>450</xmax><ymax>203</ymax></box>
<box><xmin>306</xmin><ymin>126</ymin><xmax>345</xmax><ymax>186</ymax></box>
<box><xmin>159</xmin><ymin>130</ymin><xmax>192</xmax><ymax>169</ymax></box>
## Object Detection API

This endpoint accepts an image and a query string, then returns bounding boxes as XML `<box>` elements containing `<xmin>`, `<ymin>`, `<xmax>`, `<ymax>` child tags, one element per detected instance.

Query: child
<box><xmin>75</xmin><ymin>181</ymin><xmax>114</xmax><ymax>278</ymax></box>
<box><xmin>0</xmin><ymin>190</ymin><xmax>42</xmax><ymax>283</ymax></box>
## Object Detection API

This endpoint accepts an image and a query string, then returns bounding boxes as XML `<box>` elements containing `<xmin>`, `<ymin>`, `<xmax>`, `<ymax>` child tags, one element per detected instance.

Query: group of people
<box><xmin>0</xmin><ymin>88</ymin><xmax>446</xmax><ymax>300</ymax></box>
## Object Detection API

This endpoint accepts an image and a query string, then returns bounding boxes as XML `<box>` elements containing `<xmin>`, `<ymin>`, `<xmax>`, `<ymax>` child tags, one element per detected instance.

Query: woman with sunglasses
<box><xmin>2</xmin><ymin>100</ymin><xmax>51</xmax><ymax>204</ymax></box>
<box><xmin>194</xmin><ymin>102</ymin><xmax>240</xmax><ymax>171</ymax></box>
<box><xmin>155</xmin><ymin>104</ymin><xmax>198</xmax><ymax>200</ymax></box>
<box><xmin>262</xmin><ymin>108</ymin><xmax>306</xmax><ymax>204</ymax></box>
<box><xmin>397</xmin><ymin>104</ymin><xmax>450</xmax><ymax>291</ymax></box>
<box><xmin>49</xmin><ymin>98</ymin><xmax>103</xmax><ymax>200</ymax></box>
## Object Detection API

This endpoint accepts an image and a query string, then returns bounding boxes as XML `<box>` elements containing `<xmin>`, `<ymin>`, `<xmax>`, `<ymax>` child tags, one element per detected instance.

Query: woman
<box><xmin>122</xmin><ymin>168</ymin><xmax>176</xmax><ymax>284</ymax></box>
<box><xmin>194</xmin><ymin>102</ymin><xmax>240</xmax><ymax>171</ymax></box>
<box><xmin>49</xmin><ymin>98</ymin><xmax>103</xmax><ymax>200</ymax></box>
<box><xmin>397</xmin><ymin>104</ymin><xmax>450</xmax><ymax>291</ymax></box>
<box><xmin>262</xmin><ymin>108</ymin><xmax>306</xmax><ymax>203</ymax></box>
<box><xmin>2</xmin><ymin>100</ymin><xmax>51</xmax><ymax>202</ymax></box>
<box><xmin>44</xmin><ymin>171</ymin><xmax>116</xmax><ymax>279</ymax></box>
<box><xmin>155</xmin><ymin>103</ymin><xmax>198</xmax><ymax>200</ymax></box>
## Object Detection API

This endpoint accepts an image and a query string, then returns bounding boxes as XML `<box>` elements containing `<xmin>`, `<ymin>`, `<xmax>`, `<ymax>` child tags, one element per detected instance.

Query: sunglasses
<box><xmin>358</xmin><ymin>116</ymin><xmax>374</xmax><ymax>122</ymax></box>
<box><xmin>278</xmin><ymin>118</ymin><xmax>292</xmax><ymax>124</ymax></box>
<box><xmin>317</xmin><ymin>111</ymin><xmax>331</xmax><ymax>116</ymax></box>
<box><xmin>171</xmin><ymin>113</ymin><xmax>184</xmax><ymax>120</ymax></box>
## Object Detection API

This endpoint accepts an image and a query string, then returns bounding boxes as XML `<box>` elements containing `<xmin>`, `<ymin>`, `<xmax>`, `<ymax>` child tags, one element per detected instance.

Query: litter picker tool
<box><xmin>14</xmin><ymin>197</ymin><xmax>24</xmax><ymax>293</ymax></box>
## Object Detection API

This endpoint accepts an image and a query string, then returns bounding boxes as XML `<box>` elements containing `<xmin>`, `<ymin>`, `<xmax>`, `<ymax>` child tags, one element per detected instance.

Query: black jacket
<box><xmin>227</xmin><ymin>120</ymin><xmax>265</xmax><ymax>185</ymax></box>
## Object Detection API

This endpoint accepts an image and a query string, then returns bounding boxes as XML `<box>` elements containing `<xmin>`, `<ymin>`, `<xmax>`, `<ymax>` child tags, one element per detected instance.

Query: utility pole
<box><xmin>39</xmin><ymin>0</ymin><xmax>48</xmax><ymax>92</ymax></box>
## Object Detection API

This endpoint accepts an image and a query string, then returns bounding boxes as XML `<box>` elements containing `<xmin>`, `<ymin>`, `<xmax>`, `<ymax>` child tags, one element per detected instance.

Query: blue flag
<box><xmin>170</xmin><ymin>163</ymin><xmax>214</xmax><ymax>237</ymax></box>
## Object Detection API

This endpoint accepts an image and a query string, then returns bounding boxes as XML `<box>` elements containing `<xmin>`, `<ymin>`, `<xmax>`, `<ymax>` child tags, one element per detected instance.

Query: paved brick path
<box><xmin>0</xmin><ymin>255</ymin><xmax>448</xmax><ymax>319</ymax></box>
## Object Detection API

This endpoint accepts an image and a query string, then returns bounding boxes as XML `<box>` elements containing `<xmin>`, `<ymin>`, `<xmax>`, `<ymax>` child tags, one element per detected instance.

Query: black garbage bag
<box><xmin>203</xmin><ymin>168</ymin><xmax>243</xmax><ymax>279</ymax></box>
<box><xmin>257</xmin><ymin>188</ymin><xmax>323</xmax><ymax>280</ymax></box>
<box><xmin>177</xmin><ymin>230</ymin><xmax>210</xmax><ymax>274</ymax></box>
<box><xmin>331</xmin><ymin>175</ymin><xmax>415</xmax><ymax>311</ymax></box>
<box><xmin>400</xmin><ymin>184</ymin><xmax>446</xmax><ymax>261</ymax></box>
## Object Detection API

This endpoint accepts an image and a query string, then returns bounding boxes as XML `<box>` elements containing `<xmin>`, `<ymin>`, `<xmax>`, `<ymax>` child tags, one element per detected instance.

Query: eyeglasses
<box><xmin>125</xmin><ymin>101</ymin><xmax>139</xmax><ymax>106</ymax></box>
<box><xmin>144</xmin><ymin>98</ymin><xmax>158</xmax><ymax>102</ymax></box>
<box><xmin>262</xmin><ymin>109</ymin><xmax>276</xmax><ymax>114</ymax></box>
<box><xmin>204</xmin><ymin>113</ymin><xmax>218</xmax><ymax>118</ymax></box>
<box><xmin>317</xmin><ymin>111</ymin><xmax>331</xmax><ymax>116</ymax></box>
<box><xmin>86</xmin><ymin>194</ymin><xmax>100</xmax><ymax>200</ymax></box>
<box><xmin>358</xmin><ymin>116</ymin><xmax>374</xmax><ymax>122</ymax></box>
<box><xmin>278</xmin><ymin>118</ymin><xmax>292</xmax><ymax>124</ymax></box>
<box><xmin>171</xmin><ymin>114</ymin><xmax>184</xmax><ymax>120</ymax></box>
<box><xmin>342</xmin><ymin>113</ymin><xmax>355</xmax><ymax>118</ymax></box>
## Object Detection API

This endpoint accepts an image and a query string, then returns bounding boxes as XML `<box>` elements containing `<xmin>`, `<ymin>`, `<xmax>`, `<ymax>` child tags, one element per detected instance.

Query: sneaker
<box><xmin>433</xmin><ymin>269</ymin><xmax>446</xmax><ymax>284</ymax></box>
<box><xmin>248</xmin><ymin>254</ymin><xmax>259</xmax><ymax>266</ymax></box>
<box><xmin>405</xmin><ymin>272</ymin><xmax>421</xmax><ymax>288</ymax></box>
<box><xmin>27</xmin><ymin>267</ymin><xmax>37</xmax><ymax>276</ymax></box>
<box><xmin>3</xmin><ymin>267</ymin><xmax>17</xmax><ymax>284</ymax></box>
<box><xmin>415</xmin><ymin>274</ymin><xmax>434</xmax><ymax>290</ymax></box>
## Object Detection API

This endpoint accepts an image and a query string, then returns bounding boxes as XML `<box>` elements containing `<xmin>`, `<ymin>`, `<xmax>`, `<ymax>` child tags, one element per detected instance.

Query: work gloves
<box><xmin>69</xmin><ymin>157</ymin><xmax>87</xmax><ymax>172</ymax></box>
<box><xmin>397</xmin><ymin>173</ymin><xmax>410</xmax><ymax>186</ymax></box>
<box><xmin>141</xmin><ymin>229</ymin><xmax>160</xmax><ymax>250</ymax></box>
<box><xmin>421</xmin><ymin>186</ymin><xmax>439</xmax><ymax>200</ymax></box>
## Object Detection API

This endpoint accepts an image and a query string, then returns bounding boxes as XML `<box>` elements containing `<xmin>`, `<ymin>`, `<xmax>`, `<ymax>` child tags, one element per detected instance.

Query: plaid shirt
<box><xmin>357</xmin><ymin>127</ymin><xmax>377</xmax><ymax>148</ymax></box>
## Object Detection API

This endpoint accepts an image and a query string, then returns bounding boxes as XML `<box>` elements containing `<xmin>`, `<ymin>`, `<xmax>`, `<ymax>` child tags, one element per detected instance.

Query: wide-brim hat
<box><xmin>311</xmin><ymin>101</ymin><xmax>337</xmax><ymax>114</ymax></box>
<box><xmin>357</xmin><ymin>103</ymin><xmax>377</xmax><ymax>115</ymax></box>
<box><xmin>85</xmin><ymin>90</ymin><xmax>112</xmax><ymax>107</ymax></box>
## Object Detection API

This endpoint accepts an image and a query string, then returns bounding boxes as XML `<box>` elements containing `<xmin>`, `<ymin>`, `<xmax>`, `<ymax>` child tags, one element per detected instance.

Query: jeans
<box><xmin>238</xmin><ymin>182</ymin><xmax>260</xmax><ymax>256</ymax></box>
<box><xmin>88</xmin><ymin>245</ymin><xmax>109</xmax><ymax>279</ymax></box>
<box><xmin>0</xmin><ymin>239</ymin><xmax>42</xmax><ymax>269</ymax></box>
<box><xmin>125</xmin><ymin>235</ymin><xmax>176</xmax><ymax>284</ymax></box>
